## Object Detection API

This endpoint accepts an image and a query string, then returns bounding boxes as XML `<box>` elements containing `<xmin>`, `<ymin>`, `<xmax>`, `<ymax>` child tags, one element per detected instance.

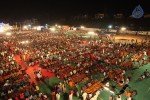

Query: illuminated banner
<box><xmin>132</xmin><ymin>5</ymin><xmax>144</xmax><ymax>19</ymax></box>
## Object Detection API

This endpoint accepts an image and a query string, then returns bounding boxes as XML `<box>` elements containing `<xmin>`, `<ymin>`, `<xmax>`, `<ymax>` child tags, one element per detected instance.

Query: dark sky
<box><xmin>0</xmin><ymin>0</ymin><xmax>149</xmax><ymax>23</ymax></box>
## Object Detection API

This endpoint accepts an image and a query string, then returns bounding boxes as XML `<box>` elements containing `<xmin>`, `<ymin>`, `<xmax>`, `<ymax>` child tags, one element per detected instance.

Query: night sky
<box><xmin>0</xmin><ymin>0</ymin><xmax>149</xmax><ymax>23</ymax></box>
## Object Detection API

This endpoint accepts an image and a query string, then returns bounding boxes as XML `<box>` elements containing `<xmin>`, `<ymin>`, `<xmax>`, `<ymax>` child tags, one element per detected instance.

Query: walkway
<box><xmin>14</xmin><ymin>55</ymin><xmax>55</xmax><ymax>84</ymax></box>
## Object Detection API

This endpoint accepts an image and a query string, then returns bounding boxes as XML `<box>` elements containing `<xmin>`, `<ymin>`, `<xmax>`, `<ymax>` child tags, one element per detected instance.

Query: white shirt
<box><xmin>109</xmin><ymin>96</ymin><xmax>113</xmax><ymax>100</ymax></box>
<box><xmin>144</xmin><ymin>51</ymin><xmax>147</xmax><ymax>56</ymax></box>
<box><xmin>104</xmin><ymin>72</ymin><xmax>106</xmax><ymax>76</ymax></box>
<box><xmin>127</xmin><ymin>97</ymin><xmax>132</xmax><ymax>100</ymax></box>
<box><xmin>43</xmin><ymin>95</ymin><xmax>47</xmax><ymax>99</ymax></box>
<box><xmin>70</xmin><ymin>72</ymin><xmax>73</xmax><ymax>75</ymax></box>
<box><xmin>89</xmin><ymin>94</ymin><xmax>92</xmax><ymax>98</ymax></box>
<box><xmin>94</xmin><ymin>94</ymin><xmax>99</xmax><ymax>100</ymax></box>
<box><xmin>96</xmin><ymin>91</ymin><xmax>100</xmax><ymax>95</ymax></box>
<box><xmin>69</xmin><ymin>94</ymin><xmax>73</xmax><ymax>100</ymax></box>
<box><xmin>4</xmin><ymin>82</ymin><xmax>9</xmax><ymax>86</ymax></box>
<box><xmin>125</xmin><ymin>78</ymin><xmax>129</xmax><ymax>84</ymax></box>
<box><xmin>37</xmin><ymin>73</ymin><xmax>42</xmax><ymax>79</ymax></box>
<box><xmin>0</xmin><ymin>70</ymin><xmax>3</xmax><ymax>75</ymax></box>
<box><xmin>90</xmin><ymin>97</ymin><xmax>95</xmax><ymax>100</ymax></box>
<box><xmin>82</xmin><ymin>92</ymin><xmax>87</xmax><ymax>100</ymax></box>
<box><xmin>77</xmin><ymin>63</ymin><xmax>80</xmax><ymax>67</ymax></box>
<box><xmin>29</xmin><ymin>95</ymin><xmax>33</xmax><ymax>99</ymax></box>
<box><xmin>106</xmin><ymin>82</ymin><xmax>110</xmax><ymax>87</ymax></box>
<box><xmin>142</xmin><ymin>75</ymin><xmax>145</xmax><ymax>79</ymax></box>
<box><xmin>39</xmin><ymin>93</ymin><xmax>43</xmax><ymax>97</ymax></box>
<box><xmin>90</xmin><ymin>95</ymin><xmax>97</xmax><ymax>100</ymax></box>
<box><xmin>59</xmin><ymin>57</ymin><xmax>61</xmax><ymax>60</ymax></box>
<box><xmin>56</xmin><ymin>93</ymin><xmax>60</xmax><ymax>100</ymax></box>
<box><xmin>116</xmin><ymin>96</ymin><xmax>121</xmax><ymax>100</ymax></box>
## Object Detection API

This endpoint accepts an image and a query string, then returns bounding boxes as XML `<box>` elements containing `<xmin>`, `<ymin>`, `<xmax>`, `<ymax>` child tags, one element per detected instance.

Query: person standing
<box><xmin>56</xmin><ymin>92</ymin><xmax>60</xmax><ymax>100</ymax></box>
<box><xmin>109</xmin><ymin>95</ymin><xmax>114</xmax><ymax>100</ymax></box>
<box><xmin>69</xmin><ymin>93</ymin><xmax>73</xmax><ymax>100</ymax></box>
<box><xmin>127</xmin><ymin>96</ymin><xmax>132</xmax><ymax>100</ymax></box>
<box><xmin>116</xmin><ymin>95</ymin><xmax>121</xmax><ymax>100</ymax></box>
<box><xmin>51</xmin><ymin>91</ymin><xmax>56</xmax><ymax>100</ymax></box>
<box><xmin>24</xmin><ymin>61</ymin><xmax>28</xmax><ymax>70</ymax></box>
<box><xmin>82</xmin><ymin>92</ymin><xmax>87</xmax><ymax>100</ymax></box>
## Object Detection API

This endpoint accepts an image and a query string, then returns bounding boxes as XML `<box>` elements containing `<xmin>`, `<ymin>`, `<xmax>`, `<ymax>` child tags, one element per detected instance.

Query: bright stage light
<box><xmin>21</xmin><ymin>41</ymin><xmax>25</xmax><ymax>44</ymax></box>
<box><xmin>25</xmin><ymin>40</ymin><xmax>29</xmax><ymax>43</ymax></box>
<box><xmin>87</xmin><ymin>31</ymin><xmax>98</xmax><ymax>36</ymax></box>
<box><xmin>108</xmin><ymin>25</ymin><xmax>112</xmax><ymax>29</ymax></box>
<box><xmin>6</xmin><ymin>32</ymin><xmax>11</xmax><ymax>36</ymax></box>
<box><xmin>33</xmin><ymin>27</ymin><xmax>37</xmax><ymax>30</ymax></box>
<box><xmin>28</xmin><ymin>24</ymin><xmax>31</xmax><ymax>27</ymax></box>
<box><xmin>23</xmin><ymin>26</ymin><xmax>28</xmax><ymax>30</ymax></box>
<box><xmin>21</xmin><ymin>40</ymin><xmax>29</xmax><ymax>44</ymax></box>
<box><xmin>121</xmin><ymin>27</ymin><xmax>126</xmax><ymax>31</ymax></box>
<box><xmin>50</xmin><ymin>27</ymin><xmax>56</xmax><ymax>32</ymax></box>
<box><xmin>0</xmin><ymin>23</ymin><xmax>11</xmax><ymax>33</ymax></box>
<box><xmin>37</xmin><ymin>26</ymin><xmax>42</xmax><ymax>31</ymax></box>
<box><xmin>81</xmin><ymin>26</ymin><xmax>85</xmax><ymax>29</ymax></box>
<box><xmin>0</xmin><ymin>29</ymin><xmax>4</xmax><ymax>32</ymax></box>
<box><xmin>88</xmin><ymin>31</ymin><xmax>97</xmax><ymax>35</ymax></box>
<box><xmin>73</xmin><ymin>28</ymin><xmax>76</xmax><ymax>31</ymax></box>
<box><xmin>58</xmin><ymin>26</ymin><xmax>61</xmax><ymax>28</ymax></box>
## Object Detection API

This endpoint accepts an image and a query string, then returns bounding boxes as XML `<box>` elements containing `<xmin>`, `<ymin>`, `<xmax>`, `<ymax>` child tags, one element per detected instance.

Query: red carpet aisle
<box><xmin>14</xmin><ymin>55</ymin><xmax>55</xmax><ymax>84</ymax></box>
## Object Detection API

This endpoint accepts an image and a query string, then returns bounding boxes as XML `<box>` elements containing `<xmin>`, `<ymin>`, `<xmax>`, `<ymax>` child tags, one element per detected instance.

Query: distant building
<box><xmin>32</xmin><ymin>19</ymin><xmax>40</xmax><ymax>26</ymax></box>
<box><xmin>144</xmin><ymin>14</ymin><xmax>150</xmax><ymax>18</ymax></box>
<box><xmin>113</xmin><ymin>13</ymin><xmax>124</xmax><ymax>19</ymax></box>
<box><xmin>129</xmin><ymin>14</ymin><xmax>150</xmax><ymax>19</ymax></box>
<box><xmin>22</xmin><ymin>18</ymin><xmax>39</xmax><ymax>26</ymax></box>
<box><xmin>72</xmin><ymin>14</ymin><xmax>89</xmax><ymax>20</ymax></box>
<box><xmin>95</xmin><ymin>13</ymin><xmax>105</xmax><ymax>19</ymax></box>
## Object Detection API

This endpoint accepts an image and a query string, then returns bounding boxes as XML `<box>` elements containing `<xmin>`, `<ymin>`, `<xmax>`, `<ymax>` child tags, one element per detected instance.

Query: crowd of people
<box><xmin>0</xmin><ymin>31</ymin><xmax>150</xmax><ymax>100</ymax></box>
<box><xmin>0</xmin><ymin>37</ymin><xmax>49</xmax><ymax>100</ymax></box>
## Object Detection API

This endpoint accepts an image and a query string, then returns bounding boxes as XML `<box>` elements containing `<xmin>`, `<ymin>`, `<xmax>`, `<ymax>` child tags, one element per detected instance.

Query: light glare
<box><xmin>108</xmin><ymin>25</ymin><xmax>112</xmax><ymax>29</ymax></box>
<box><xmin>121</xmin><ymin>27</ymin><xmax>126</xmax><ymax>31</ymax></box>
<box><xmin>50</xmin><ymin>27</ymin><xmax>56</xmax><ymax>32</ymax></box>
<box><xmin>88</xmin><ymin>31</ymin><xmax>96</xmax><ymax>35</ymax></box>
<box><xmin>6</xmin><ymin>32</ymin><xmax>11</xmax><ymax>36</ymax></box>
<box><xmin>81</xmin><ymin>26</ymin><xmax>85</xmax><ymax>29</ymax></box>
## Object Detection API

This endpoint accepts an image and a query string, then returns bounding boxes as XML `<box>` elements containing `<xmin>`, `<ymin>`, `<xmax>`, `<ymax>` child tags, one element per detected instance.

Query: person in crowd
<box><xmin>116</xmin><ymin>95</ymin><xmax>121</xmax><ymax>100</ymax></box>
<box><xmin>69</xmin><ymin>92</ymin><xmax>73</xmax><ymax>100</ymax></box>
<box><xmin>56</xmin><ymin>92</ymin><xmax>60</xmax><ymax>100</ymax></box>
<box><xmin>82</xmin><ymin>92</ymin><xmax>87</xmax><ymax>100</ymax></box>
<box><xmin>0</xmin><ymin>31</ymin><xmax>149</xmax><ymax>100</ymax></box>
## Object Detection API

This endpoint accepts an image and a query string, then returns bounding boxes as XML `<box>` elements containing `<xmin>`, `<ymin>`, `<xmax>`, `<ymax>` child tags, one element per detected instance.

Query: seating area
<box><xmin>0</xmin><ymin>31</ymin><xmax>150</xmax><ymax>100</ymax></box>
<box><xmin>85</xmin><ymin>81</ymin><xmax>103</xmax><ymax>94</ymax></box>
<box><xmin>0</xmin><ymin>44</ymin><xmax>48</xmax><ymax>100</ymax></box>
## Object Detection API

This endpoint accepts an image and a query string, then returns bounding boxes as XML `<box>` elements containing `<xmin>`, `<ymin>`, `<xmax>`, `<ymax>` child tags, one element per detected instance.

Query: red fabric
<box><xmin>15</xmin><ymin>97</ymin><xmax>19</xmax><ymax>100</ymax></box>
<box><xmin>20</xmin><ymin>93</ymin><xmax>24</xmax><ymax>99</ymax></box>
<box><xmin>148</xmin><ymin>50</ymin><xmax>150</xmax><ymax>56</ymax></box>
<box><xmin>70</xmin><ymin>90</ymin><xmax>74</xmax><ymax>95</ymax></box>
<box><xmin>84</xmin><ymin>53</ymin><xmax>88</xmax><ymax>57</ymax></box>
<box><xmin>90</xmin><ymin>54</ymin><xmax>94</xmax><ymax>59</ymax></box>
<box><xmin>82</xmin><ymin>41</ymin><xmax>86</xmax><ymax>44</ymax></box>
<box><xmin>14</xmin><ymin>55</ymin><xmax>55</xmax><ymax>83</ymax></box>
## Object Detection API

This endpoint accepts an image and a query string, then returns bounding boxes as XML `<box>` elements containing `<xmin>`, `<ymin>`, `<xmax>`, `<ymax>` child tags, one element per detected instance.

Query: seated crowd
<box><xmin>0</xmin><ymin>31</ymin><xmax>150</xmax><ymax>100</ymax></box>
